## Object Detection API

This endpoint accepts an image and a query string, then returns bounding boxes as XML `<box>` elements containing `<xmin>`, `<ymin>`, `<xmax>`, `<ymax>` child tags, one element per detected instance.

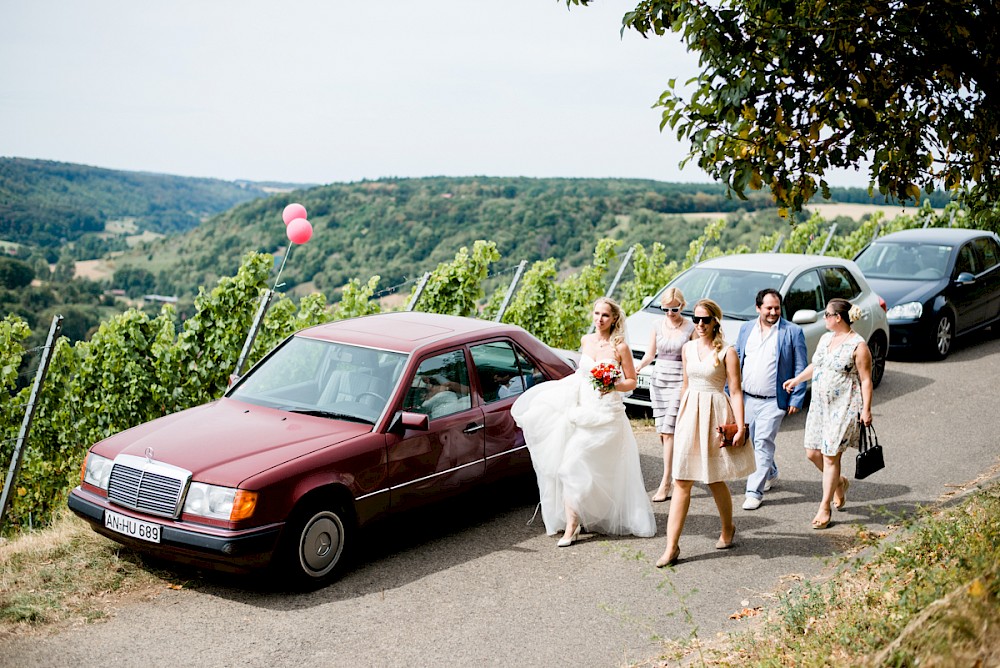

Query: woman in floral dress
<box><xmin>783</xmin><ymin>298</ymin><xmax>874</xmax><ymax>529</ymax></box>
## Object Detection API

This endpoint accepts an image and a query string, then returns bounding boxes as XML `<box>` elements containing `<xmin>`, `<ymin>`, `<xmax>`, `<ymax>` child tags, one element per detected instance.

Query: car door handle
<box><xmin>463</xmin><ymin>423</ymin><xmax>485</xmax><ymax>434</ymax></box>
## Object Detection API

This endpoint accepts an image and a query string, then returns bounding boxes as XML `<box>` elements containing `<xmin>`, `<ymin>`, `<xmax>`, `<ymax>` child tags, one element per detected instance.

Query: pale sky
<box><xmin>1</xmin><ymin>0</ymin><xmax>867</xmax><ymax>188</ymax></box>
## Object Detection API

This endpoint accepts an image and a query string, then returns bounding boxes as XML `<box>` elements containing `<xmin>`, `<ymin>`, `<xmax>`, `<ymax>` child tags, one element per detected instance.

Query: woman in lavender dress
<box><xmin>637</xmin><ymin>288</ymin><xmax>695</xmax><ymax>502</ymax></box>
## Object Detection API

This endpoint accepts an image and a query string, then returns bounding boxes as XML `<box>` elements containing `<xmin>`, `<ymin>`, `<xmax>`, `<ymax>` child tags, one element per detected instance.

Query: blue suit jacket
<box><xmin>735</xmin><ymin>318</ymin><xmax>808</xmax><ymax>411</ymax></box>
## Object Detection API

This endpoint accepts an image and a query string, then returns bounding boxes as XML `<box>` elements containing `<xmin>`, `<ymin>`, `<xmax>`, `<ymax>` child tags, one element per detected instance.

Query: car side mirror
<box><xmin>955</xmin><ymin>272</ymin><xmax>976</xmax><ymax>285</ymax></box>
<box><xmin>641</xmin><ymin>296</ymin><xmax>653</xmax><ymax>308</ymax></box>
<box><xmin>388</xmin><ymin>411</ymin><xmax>429</xmax><ymax>434</ymax></box>
<box><xmin>792</xmin><ymin>309</ymin><xmax>819</xmax><ymax>325</ymax></box>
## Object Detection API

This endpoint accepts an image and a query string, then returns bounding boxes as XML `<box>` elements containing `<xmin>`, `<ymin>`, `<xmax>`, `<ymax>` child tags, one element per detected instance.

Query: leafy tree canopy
<box><xmin>570</xmin><ymin>0</ymin><xmax>998</xmax><ymax>230</ymax></box>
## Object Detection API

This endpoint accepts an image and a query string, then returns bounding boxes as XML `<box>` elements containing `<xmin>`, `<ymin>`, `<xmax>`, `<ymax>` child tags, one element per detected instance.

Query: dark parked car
<box><xmin>854</xmin><ymin>228</ymin><xmax>1000</xmax><ymax>359</ymax></box>
<box><xmin>69</xmin><ymin>312</ymin><xmax>574</xmax><ymax>587</ymax></box>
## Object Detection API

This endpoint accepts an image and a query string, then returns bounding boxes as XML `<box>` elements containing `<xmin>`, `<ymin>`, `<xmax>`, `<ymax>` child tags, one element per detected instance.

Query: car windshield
<box><xmin>855</xmin><ymin>242</ymin><xmax>953</xmax><ymax>280</ymax></box>
<box><xmin>229</xmin><ymin>337</ymin><xmax>406</xmax><ymax>424</ymax></box>
<box><xmin>653</xmin><ymin>267</ymin><xmax>785</xmax><ymax>320</ymax></box>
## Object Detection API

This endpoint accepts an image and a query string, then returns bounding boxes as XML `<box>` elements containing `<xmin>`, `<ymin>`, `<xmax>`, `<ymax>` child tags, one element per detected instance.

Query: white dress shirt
<box><xmin>742</xmin><ymin>319</ymin><xmax>778</xmax><ymax>398</ymax></box>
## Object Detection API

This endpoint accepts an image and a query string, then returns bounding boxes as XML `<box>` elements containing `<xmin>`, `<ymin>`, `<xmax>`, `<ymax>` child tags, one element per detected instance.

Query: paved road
<box><xmin>6</xmin><ymin>331</ymin><xmax>1000</xmax><ymax>668</ymax></box>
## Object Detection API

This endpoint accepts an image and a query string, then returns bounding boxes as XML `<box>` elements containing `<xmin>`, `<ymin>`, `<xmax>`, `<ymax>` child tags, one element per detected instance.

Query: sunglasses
<box><xmin>660</xmin><ymin>306</ymin><xmax>681</xmax><ymax>313</ymax></box>
<box><xmin>691</xmin><ymin>315</ymin><xmax>715</xmax><ymax>325</ymax></box>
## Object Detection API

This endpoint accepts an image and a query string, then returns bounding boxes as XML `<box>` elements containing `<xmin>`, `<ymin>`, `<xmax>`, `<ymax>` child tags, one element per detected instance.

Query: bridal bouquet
<box><xmin>589</xmin><ymin>362</ymin><xmax>621</xmax><ymax>393</ymax></box>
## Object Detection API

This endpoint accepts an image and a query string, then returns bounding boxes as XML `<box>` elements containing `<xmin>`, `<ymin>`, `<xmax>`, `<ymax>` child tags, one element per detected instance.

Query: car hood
<box><xmin>91</xmin><ymin>398</ymin><xmax>374</xmax><ymax>486</ymax></box>
<box><xmin>864</xmin><ymin>277</ymin><xmax>945</xmax><ymax>308</ymax></box>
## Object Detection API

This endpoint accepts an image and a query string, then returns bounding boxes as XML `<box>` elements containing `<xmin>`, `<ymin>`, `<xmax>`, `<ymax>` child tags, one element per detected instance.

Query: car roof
<box><xmin>870</xmin><ymin>227</ymin><xmax>997</xmax><ymax>245</ymax></box>
<box><xmin>294</xmin><ymin>311</ymin><xmax>524</xmax><ymax>353</ymax></box>
<box><xmin>692</xmin><ymin>252</ymin><xmax>854</xmax><ymax>273</ymax></box>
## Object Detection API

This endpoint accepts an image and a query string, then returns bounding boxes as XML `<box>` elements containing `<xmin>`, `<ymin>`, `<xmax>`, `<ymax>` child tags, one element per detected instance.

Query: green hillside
<box><xmin>0</xmin><ymin>157</ymin><xmax>285</xmax><ymax>252</ymax></box>
<box><xmin>126</xmin><ymin>176</ymin><xmax>794</xmax><ymax>297</ymax></box>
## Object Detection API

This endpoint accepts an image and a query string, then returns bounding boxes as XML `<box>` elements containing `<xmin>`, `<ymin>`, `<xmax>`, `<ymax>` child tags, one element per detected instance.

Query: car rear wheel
<box><xmin>278</xmin><ymin>501</ymin><xmax>353</xmax><ymax>589</ymax></box>
<box><xmin>867</xmin><ymin>332</ymin><xmax>887</xmax><ymax>389</ymax></box>
<box><xmin>929</xmin><ymin>313</ymin><xmax>954</xmax><ymax>360</ymax></box>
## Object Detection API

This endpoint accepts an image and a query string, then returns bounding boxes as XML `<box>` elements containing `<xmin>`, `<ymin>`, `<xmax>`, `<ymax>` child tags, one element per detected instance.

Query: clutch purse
<box><xmin>855</xmin><ymin>422</ymin><xmax>885</xmax><ymax>479</ymax></box>
<box><xmin>716</xmin><ymin>422</ymin><xmax>749</xmax><ymax>448</ymax></box>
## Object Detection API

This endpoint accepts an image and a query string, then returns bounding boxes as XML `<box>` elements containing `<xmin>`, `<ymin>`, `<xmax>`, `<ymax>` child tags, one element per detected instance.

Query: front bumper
<box><xmin>68</xmin><ymin>487</ymin><xmax>282</xmax><ymax>573</ymax></box>
<box><xmin>887</xmin><ymin>319</ymin><xmax>930</xmax><ymax>350</ymax></box>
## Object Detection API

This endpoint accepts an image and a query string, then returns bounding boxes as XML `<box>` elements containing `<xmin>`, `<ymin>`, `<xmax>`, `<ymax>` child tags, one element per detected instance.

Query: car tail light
<box><xmin>878</xmin><ymin>295</ymin><xmax>887</xmax><ymax>311</ymax></box>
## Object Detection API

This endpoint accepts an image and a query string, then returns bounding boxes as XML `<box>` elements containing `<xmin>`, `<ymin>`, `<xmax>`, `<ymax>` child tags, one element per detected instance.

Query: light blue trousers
<box><xmin>743</xmin><ymin>394</ymin><xmax>788</xmax><ymax>500</ymax></box>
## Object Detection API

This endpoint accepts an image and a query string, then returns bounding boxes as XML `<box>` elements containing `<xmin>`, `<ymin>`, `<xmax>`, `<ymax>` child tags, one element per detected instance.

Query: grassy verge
<box><xmin>649</xmin><ymin>479</ymin><xmax>1000</xmax><ymax>666</ymax></box>
<box><xmin>0</xmin><ymin>509</ymin><xmax>169</xmax><ymax>639</ymax></box>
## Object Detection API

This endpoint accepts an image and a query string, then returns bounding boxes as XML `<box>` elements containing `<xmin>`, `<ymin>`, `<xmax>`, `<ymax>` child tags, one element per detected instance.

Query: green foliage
<box><xmin>586</xmin><ymin>0</ymin><xmax>997</xmax><ymax>230</ymax></box>
<box><xmin>0</xmin><ymin>157</ymin><xmax>273</xmax><ymax>247</ymax></box>
<box><xmin>122</xmin><ymin>177</ymin><xmax>781</xmax><ymax>298</ymax></box>
<box><xmin>412</xmin><ymin>240</ymin><xmax>501</xmax><ymax>317</ymax></box>
<box><xmin>618</xmin><ymin>242</ymin><xmax>679</xmax><ymax>314</ymax></box>
<box><xmin>334</xmin><ymin>276</ymin><xmax>381</xmax><ymax>320</ymax></box>
<box><xmin>0</xmin><ymin>257</ymin><xmax>34</xmax><ymax>289</ymax></box>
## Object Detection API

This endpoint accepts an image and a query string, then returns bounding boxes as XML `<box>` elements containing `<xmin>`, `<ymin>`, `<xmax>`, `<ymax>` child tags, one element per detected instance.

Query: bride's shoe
<box><xmin>557</xmin><ymin>525</ymin><xmax>581</xmax><ymax>548</ymax></box>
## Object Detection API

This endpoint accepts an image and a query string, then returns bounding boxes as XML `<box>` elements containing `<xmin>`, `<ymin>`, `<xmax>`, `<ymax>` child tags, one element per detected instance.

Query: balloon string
<box><xmin>271</xmin><ymin>244</ymin><xmax>293</xmax><ymax>292</ymax></box>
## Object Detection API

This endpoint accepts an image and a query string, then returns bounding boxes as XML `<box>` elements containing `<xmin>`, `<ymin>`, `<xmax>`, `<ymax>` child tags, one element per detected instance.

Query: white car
<box><xmin>624</xmin><ymin>253</ymin><xmax>890</xmax><ymax>409</ymax></box>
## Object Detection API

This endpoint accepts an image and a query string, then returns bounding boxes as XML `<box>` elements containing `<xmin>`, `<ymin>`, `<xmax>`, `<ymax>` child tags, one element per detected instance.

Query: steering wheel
<box><xmin>357</xmin><ymin>391</ymin><xmax>387</xmax><ymax>404</ymax></box>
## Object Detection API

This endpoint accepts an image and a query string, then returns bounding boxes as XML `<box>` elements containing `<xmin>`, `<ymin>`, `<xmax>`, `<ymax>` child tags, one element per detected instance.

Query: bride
<box><xmin>511</xmin><ymin>297</ymin><xmax>656</xmax><ymax>547</ymax></box>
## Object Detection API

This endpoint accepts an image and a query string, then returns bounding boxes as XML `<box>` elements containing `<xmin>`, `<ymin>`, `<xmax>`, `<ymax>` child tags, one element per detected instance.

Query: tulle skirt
<box><xmin>511</xmin><ymin>372</ymin><xmax>656</xmax><ymax>538</ymax></box>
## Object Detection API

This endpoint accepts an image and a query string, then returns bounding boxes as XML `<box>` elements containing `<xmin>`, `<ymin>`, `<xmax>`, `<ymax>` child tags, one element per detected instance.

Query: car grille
<box><xmin>107</xmin><ymin>454</ymin><xmax>191</xmax><ymax>519</ymax></box>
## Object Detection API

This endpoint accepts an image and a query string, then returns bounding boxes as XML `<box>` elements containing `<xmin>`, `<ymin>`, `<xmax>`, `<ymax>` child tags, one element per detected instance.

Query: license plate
<box><xmin>636</xmin><ymin>374</ymin><xmax>650</xmax><ymax>389</ymax></box>
<box><xmin>104</xmin><ymin>509</ymin><xmax>161</xmax><ymax>543</ymax></box>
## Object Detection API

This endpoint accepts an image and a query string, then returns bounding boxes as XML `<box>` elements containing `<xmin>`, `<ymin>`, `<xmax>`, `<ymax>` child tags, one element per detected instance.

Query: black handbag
<box><xmin>855</xmin><ymin>422</ymin><xmax>885</xmax><ymax>480</ymax></box>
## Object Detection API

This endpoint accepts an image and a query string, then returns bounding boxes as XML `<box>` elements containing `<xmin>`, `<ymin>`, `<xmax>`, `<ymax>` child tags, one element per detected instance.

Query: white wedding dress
<box><xmin>511</xmin><ymin>355</ymin><xmax>656</xmax><ymax>538</ymax></box>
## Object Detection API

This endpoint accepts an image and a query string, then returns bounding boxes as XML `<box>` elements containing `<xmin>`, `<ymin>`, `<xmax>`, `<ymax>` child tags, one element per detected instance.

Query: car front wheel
<box><xmin>278</xmin><ymin>501</ymin><xmax>353</xmax><ymax>589</ymax></box>
<box><xmin>867</xmin><ymin>332</ymin><xmax>887</xmax><ymax>388</ymax></box>
<box><xmin>929</xmin><ymin>313</ymin><xmax>954</xmax><ymax>360</ymax></box>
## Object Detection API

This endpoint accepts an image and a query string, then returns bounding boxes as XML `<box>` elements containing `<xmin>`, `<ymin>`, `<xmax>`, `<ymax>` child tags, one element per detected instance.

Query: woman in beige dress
<box><xmin>656</xmin><ymin>299</ymin><xmax>756</xmax><ymax>567</ymax></box>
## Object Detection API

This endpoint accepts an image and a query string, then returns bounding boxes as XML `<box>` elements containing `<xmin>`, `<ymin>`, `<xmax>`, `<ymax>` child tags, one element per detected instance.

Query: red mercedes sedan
<box><xmin>69</xmin><ymin>312</ymin><xmax>574</xmax><ymax>588</ymax></box>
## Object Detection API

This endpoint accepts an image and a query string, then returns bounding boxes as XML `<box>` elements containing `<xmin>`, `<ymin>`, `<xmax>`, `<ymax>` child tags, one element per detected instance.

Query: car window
<box><xmin>972</xmin><ymin>237</ymin><xmax>1000</xmax><ymax>271</ymax></box>
<box><xmin>404</xmin><ymin>350</ymin><xmax>473</xmax><ymax>419</ymax></box>
<box><xmin>784</xmin><ymin>270</ymin><xmax>823</xmax><ymax>317</ymax></box>
<box><xmin>819</xmin><ymin>267</ymin><xmax>861</xmax><ymax>301</ymax></box>
<box><xmin>955</xmin><ymin>243</ymin><xmax>979</xmax><ymax>276</ymax></box>
<box><xmin>470</xmin><ymin>341</ymin><xmax>539</xmax><ymax>403</ymax></box>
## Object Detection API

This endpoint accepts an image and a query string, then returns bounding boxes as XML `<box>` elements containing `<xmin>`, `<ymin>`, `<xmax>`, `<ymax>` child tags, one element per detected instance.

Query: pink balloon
<box><xmin>282</xmin><ymin>203</ymin><xmax>307</xmax><ymax>225</ymax></box>
<box><xmin>286</xmin><ymin>217</ymin><xmax>313</xmax><ymax>244</ymax></box>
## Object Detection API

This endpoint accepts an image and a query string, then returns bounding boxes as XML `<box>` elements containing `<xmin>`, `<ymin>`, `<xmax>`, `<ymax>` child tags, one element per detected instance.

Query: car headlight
<box><xmin>82</xmin><ymin>453</ymin><xmax>114</xmax><ymax>490</ymax></box>
<box><xmin>886</xmin><ymin>301</ymin><xmax>923</xmax><ymax>320</ymax></box>
<box><xmin>183</xmin><ymin>482</ymin><xmax>258</xmax><ymax>521</ymax></box>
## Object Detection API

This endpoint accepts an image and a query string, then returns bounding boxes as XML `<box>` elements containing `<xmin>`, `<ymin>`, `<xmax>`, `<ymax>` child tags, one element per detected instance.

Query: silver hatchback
<box><xmin>624</xmin><ymin>253</ymin><xmax>890</xmax><ymax>409</ymax></box>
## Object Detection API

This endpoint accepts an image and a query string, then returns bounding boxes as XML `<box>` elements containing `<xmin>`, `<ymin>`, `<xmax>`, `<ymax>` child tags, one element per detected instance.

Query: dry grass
<box><xmin>0</xmin><ymin>510</ymin><xmax>168</xmax><ymax>641</ymax></box>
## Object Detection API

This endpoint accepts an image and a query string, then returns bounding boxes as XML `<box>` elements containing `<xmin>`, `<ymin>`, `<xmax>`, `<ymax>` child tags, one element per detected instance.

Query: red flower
<box><xmin>589</xmin><ymin>362</ymin><xmax>621</xmax><ymax>392</ymax></box>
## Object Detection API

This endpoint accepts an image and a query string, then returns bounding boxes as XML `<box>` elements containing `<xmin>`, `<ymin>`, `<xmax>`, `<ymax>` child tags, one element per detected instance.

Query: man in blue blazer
<box><xmin>735</xmin><ymin>288</ymin><xmax>808</xmax><ymax>510</ymax></box>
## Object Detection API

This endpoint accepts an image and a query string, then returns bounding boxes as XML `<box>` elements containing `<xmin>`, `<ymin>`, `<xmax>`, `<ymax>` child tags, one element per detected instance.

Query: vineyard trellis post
<box><xmin>494</xmin><ymin>260</ymin><xmax>528</xmax><ymax>323</ymax></box>
<box><xmin>0</xmin><ymin>314</ymin><xmax>62</xmax><ymax>531</ymax></box>
<box><xmin>819</xmin><ymin>223</ymin><xmax>838</xmax><ymax>256</ymax></box>
<box><xmin>406</xmin><ymin>272</ymin><xmax>432</xmax><ymax>311</ymax></box>
<box><xmin>770</xmin><ymin>234</ymin><xmax>785</xmax><ymax>253</ymax></box>
<box><xmin>234</xmin><ymin>288</ymin><xmax>275</xmax><ymax>378</ymax></box>
<box><xmin>589</xmin><ymin>245</ymin><xmax>636</xmax><ymax>333</ymax></box>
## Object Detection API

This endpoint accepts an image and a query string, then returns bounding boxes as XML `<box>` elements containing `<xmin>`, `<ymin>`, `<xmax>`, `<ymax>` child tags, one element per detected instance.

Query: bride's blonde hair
<box><xmin>594</xmin><ymin>296</ymin><xmax>627</xmax><ymax>349</ymax></box>
<box><xmin>693</xmin><ymin>299</ymin><xmax>726</xmax><ymax>366</ymax></box>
